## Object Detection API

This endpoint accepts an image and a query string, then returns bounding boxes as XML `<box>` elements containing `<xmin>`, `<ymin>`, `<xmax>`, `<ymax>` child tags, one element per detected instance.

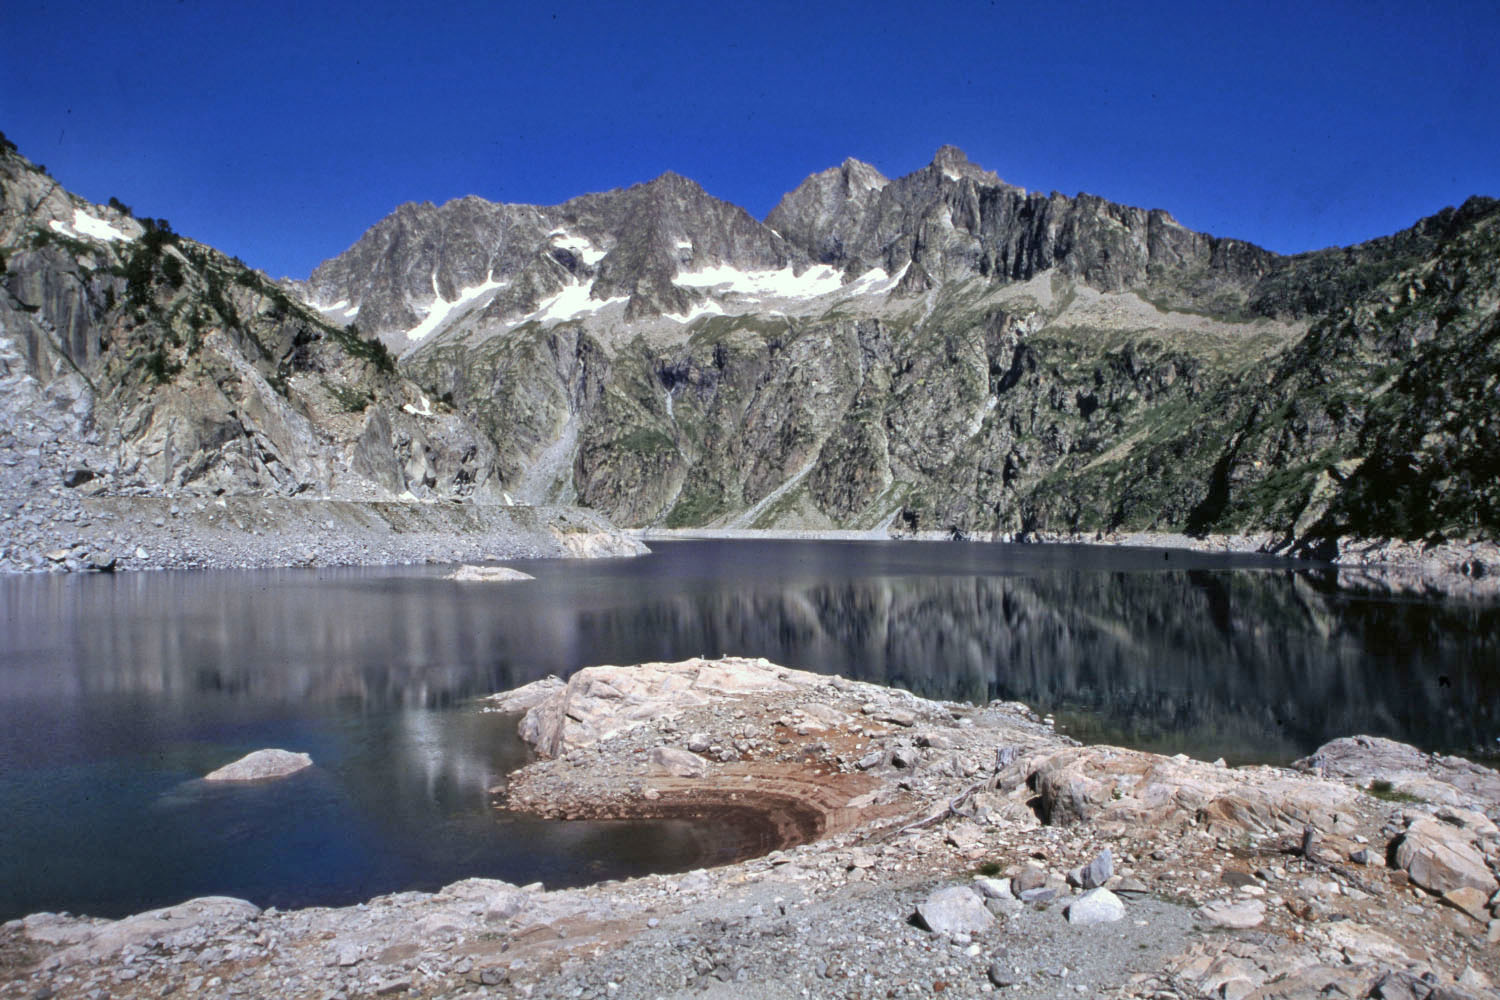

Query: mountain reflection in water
<box><xmin>7</xmin><ymin>540</ymin><xmax>1495</xmax><ymax>764</ymax></box>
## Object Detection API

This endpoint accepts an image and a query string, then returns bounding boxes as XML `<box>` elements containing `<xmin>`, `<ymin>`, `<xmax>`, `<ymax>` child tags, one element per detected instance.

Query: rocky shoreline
<box><xmin>5</xmin><ymin>657</ymin><xmax>1498</xmax><ymax>1000</ymax></box>
<box><xmin>0</xmin><ymin>495</ymin><xmax>646</xmax><ymax>574</ymax></box>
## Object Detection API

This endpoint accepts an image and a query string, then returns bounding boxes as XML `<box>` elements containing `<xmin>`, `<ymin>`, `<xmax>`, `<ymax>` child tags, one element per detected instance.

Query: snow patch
<box><xmin>942</xmin><ymin>168</ymin><xmax>962</xmax><ymax>182</ymax></box>
<box><xmin>406</xmin><ymin>271</ymin><xmax>505</xmax><ymax>342</ymax></box>
<box><xmin>836</xmin><ymin>265</ymin><xmax>905</xmax><ymax>297</ymax></box>
<box><xmin>674</xmin><ymin>264</ymin><xmax>843</xmax><ymax>300</ymax></box>
<box><xmin>548</xmin><ymin>231</ymin><xmax>607</xmax><ymax>266</ymax></box>
<box><xmin>664</xmin><ymin>300</ymin><xmax>724</xmax><ymax>324</ymax></box>
<box><xmin>70</xmin><ymin>208</ymin><xmax>131</xmax><ymax>242</ymax></box>
<box><xmin>675</xmin><ymin>239</ymin><xmax>693</xmax><ymax>251</ymax></box>
<box><xmin>311</xmin><ymin>298</ymin><xmax>361</xmax><ymax>319</ymax></box>
<box><xmin>530</xmin><ymin>281</ymin><xmax>626</xmax><ymax>324</ymax></box>
<box><xmin>402</xmin><ymin>394</ymin><xmax>434</xmax><ymax>417</ymax></box>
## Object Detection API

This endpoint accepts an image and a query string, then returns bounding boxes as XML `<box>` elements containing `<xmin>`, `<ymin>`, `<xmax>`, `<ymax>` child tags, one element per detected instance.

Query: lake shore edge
<box><xmin>5</xmin><ymin>486</ymin><xmax>1495</xmax><ymax>597</ymax></box>
<box><xmin>643</xmin><ymin>527</ymin><xmax>1500</xmax><ymax>598</ymax></box>
<box><xmin>6</xmin><ymin>657</ymin><xmax>1498</xmax><ymax>1000</ymax></box>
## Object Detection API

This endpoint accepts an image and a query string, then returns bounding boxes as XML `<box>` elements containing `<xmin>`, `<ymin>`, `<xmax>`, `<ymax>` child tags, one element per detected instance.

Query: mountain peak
<box><xmin>645</xmin><ymin>170</ymin><xmax>701</xmax><ymax>191</ymax></box>
<box><xmin>927</xmin><ymin>144</ymin><xmax>1007</xmax><ymax>187</ymax></box>
<box><xmin>932</xmin><ymin>144</ymin><xmax>970</xmax><ymax>169</ymax></box>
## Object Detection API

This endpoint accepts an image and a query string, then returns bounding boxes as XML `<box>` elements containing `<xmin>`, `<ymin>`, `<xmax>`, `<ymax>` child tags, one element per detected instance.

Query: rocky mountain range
<box><xmin>297</xmin><ymin>145</ymin><xmax>1500</xmax><ymax>548</ymax></box>
<box><xmin>4</xmin><ymin>132</ymin><xmax>1496</xmax><ymax>553</ymax></box>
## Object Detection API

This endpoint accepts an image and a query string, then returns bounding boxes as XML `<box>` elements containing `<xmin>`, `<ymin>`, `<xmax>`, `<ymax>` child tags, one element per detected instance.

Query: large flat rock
<box><xmin>1027</xmin><ymin>744</ymin><xmax>1360</xmax><ymax>837</ymax></box>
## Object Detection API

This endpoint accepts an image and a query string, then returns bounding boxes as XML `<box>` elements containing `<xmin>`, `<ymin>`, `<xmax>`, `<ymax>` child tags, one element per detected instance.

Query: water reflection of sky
<box><xmin>0</xmin><ymin>540</ymin><xmax>1496</xmax><ymax>919</ymax></box>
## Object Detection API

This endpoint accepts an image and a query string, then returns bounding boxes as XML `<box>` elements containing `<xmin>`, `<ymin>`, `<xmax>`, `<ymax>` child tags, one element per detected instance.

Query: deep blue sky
<box><xmin>4</xmin><ymin>1</ymin><xmax>1497</xmax><ymax>278</ymax></box>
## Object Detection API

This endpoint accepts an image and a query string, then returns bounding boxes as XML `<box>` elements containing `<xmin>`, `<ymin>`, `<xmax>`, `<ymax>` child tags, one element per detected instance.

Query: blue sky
<box><xmin>4</xmin><ymin>1</ymin><xmax>1497</xmax><ymax>278</ymax></box>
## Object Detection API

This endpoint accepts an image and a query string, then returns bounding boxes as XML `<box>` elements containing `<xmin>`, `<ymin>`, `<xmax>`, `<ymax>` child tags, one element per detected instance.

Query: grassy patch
<box><xmin>615</xmin><ymin>426</ymin><xmax>676</xmax><ymax>456</ymax></box>
<box><xmin>1366</xmin><ymin>779</ymin><xmax>1424</xmax><ymax>804</ymax></box>
<box><xmin>664</xmin><ymin>485</ymin><xmax>727</xmax><ymax>528</ymax></box>
<box><xmin>327</xmin><ymin>382</ymin><xmax>374</xmax><ymax>412</ymax></box>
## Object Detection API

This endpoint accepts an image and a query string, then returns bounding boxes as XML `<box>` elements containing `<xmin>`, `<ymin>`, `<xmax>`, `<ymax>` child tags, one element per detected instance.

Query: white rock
<box><xmin>203</xmin><ymin>749</ymin><xmax>312</xmax><ymax>782</ymax></box>
<box><xmin>1195</xmin><ymin>898</ymin><xmax>1265</xmax><ymax>929</ymax></box>
<box><xmin>915</xmin><ymin>886</ymin><xmax>994</xmax><ymax>936</ymax></box>
<box><xmin>1394</xmin><ymin>816</ymin><xmax>1499</xmax><ymax>894</ymax></box>
<box><xmin>445</xmin><ymin>564</ymin><xmax>535</xmax><ymax>582</ymax></box>
<box><xmin>972</xmin><ymin>877</ymin><xmax>1012</xmax><ymax>899</ymax></box>
<box><xmin>1065</xmin><ymin>888</ymin><xmax>1126</xmax><ymax>925</ymax></box>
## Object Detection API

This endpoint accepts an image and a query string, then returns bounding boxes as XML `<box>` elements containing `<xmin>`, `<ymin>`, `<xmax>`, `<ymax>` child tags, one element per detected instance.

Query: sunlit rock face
<box><xmin>305</xmin><ymin>144</ymin><xmax>1500</xmax><ymax>545</ymax></box>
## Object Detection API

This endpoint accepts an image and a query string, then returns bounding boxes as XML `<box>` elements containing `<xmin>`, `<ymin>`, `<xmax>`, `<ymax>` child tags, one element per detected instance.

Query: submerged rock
<box><xmin>445</xmin><ymin>564</ymin><xmax>535</xmax><ymax>582</ymax></box>
<box><xmin>203</xmin><ymin>748</ymin><xmax>313</xmax><ymax>782</ymax></box>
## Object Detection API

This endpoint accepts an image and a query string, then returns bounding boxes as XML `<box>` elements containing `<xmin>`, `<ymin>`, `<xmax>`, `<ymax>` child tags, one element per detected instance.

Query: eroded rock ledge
<box><xmin>5</xmin><ymin>659</ymin><xmax>1499</xmax><ymax>1000</ymax></box>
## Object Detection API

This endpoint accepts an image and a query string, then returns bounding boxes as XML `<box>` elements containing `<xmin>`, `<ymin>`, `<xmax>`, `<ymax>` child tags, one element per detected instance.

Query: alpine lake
<box><xmin>1</xmin><ymin>539</ymin><xmax>1496</xmax><ymax>922</ymax></box>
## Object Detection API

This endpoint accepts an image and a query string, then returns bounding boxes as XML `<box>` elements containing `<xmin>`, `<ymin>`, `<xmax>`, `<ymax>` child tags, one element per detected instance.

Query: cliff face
<box><xmin>353</xmin><ymin>147</ymin><xmax>1500</xmax><ymax>545</ymax></box>
<box><xmin>0</xmin><ymin>138</ymin><xmax>497</xmax><ymax>502</ymax></box>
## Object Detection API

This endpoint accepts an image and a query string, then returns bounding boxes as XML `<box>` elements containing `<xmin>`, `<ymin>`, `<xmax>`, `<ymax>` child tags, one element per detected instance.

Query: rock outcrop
<box><xmin>1296</xmin><ymin>735</ymin><xmax>1500</xmax><ymax>815</ymax></box>
<box><xmin>1393</xmin><ymin>813</ymin><xmax>1500</xmax><ymax>895</ymax></box>
<box><xmin>494</xmin><ymin>657</ymin><xmax>820</xmax><ymax>758</ymax></box>
<box><xmin>1026</xmin><ymin>744</ymin><xmax>1361</xmax><ymax>836</ymax></box>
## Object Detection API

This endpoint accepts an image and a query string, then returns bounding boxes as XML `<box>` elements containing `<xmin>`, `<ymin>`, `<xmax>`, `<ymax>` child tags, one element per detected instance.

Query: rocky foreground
<box><xmin>5</xmin><ymin>658</ymin><xmax>1500</xmax><ymax>1000</ymax></box>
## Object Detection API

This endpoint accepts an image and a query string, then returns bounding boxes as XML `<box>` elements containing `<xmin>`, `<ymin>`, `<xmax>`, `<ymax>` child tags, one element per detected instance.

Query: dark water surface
<box><xmin>1</xmin><ymin>539</ymin><xmax>1496</xmax><ymax>921</ymax></box>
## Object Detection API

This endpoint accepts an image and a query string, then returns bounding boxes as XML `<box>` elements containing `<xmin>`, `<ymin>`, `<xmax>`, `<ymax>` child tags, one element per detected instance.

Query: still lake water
<box><xmin>1</xmin><ymin>539</ymin><xmax>1497</xmax><ymax>921</ymax></box>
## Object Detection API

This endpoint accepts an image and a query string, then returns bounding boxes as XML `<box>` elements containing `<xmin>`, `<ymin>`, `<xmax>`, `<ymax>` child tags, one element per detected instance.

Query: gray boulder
<box><xmin>914</xmin><ymin>885</ymin><xmax>994</xmax><ymax>936</ymax></box>
<box><xmin>1064</xmin><ymin>888</ymin><xmax>1125</xmax><ymax>926</ymax></box>
<box><xmin>649</xmin><ymin>746</ymin><xmax>708</xmax><ymax>778</ymax></box>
